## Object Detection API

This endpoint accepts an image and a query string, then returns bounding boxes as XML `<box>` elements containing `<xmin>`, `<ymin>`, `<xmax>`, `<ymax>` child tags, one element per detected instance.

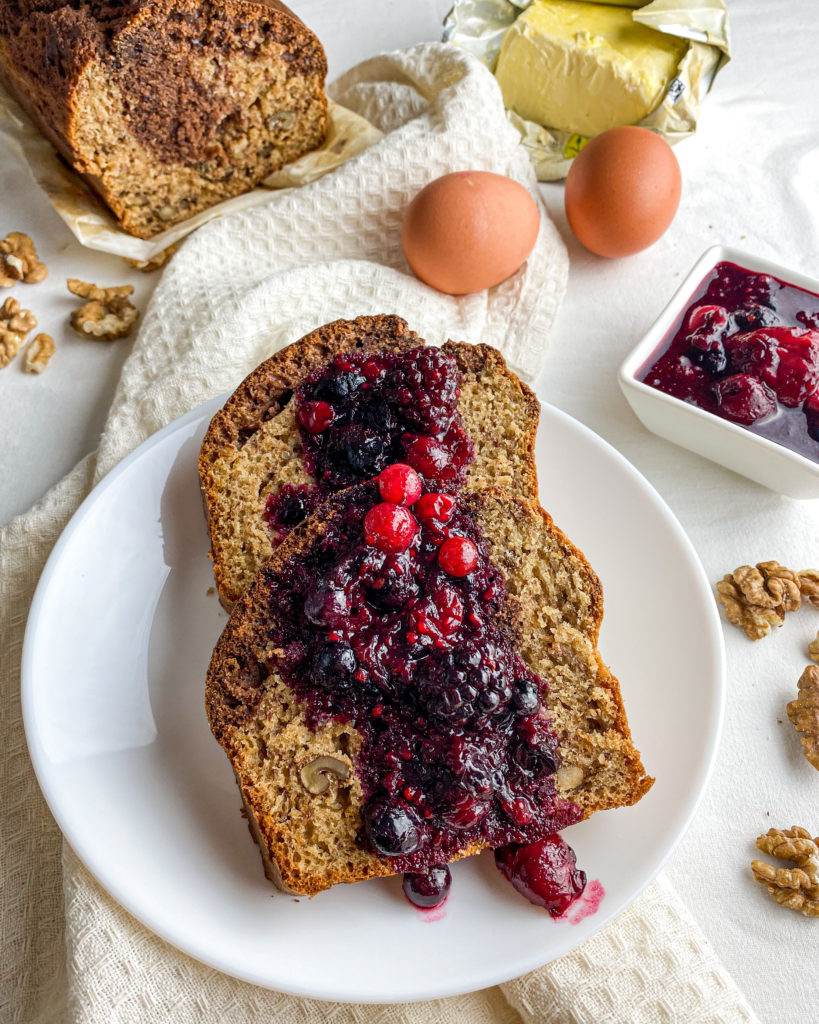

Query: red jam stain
<box><xmin>563</xmin><ymin>878</ymin><xmax>605</xmax><ymax>924</ymax></box>
<box><xmin>263</xmin><ymin>471</ymin><xmax>583</xmax><ymax>890</ymax></box>
<box><xmin>416</xmin><ymin>902</ymin><xmax>448</xmax><ymax>923</ymax></box>
<box><xmin>637</xmin><ymin>261</ymin><xmax>819</xmax><ymax>463</ymax></box>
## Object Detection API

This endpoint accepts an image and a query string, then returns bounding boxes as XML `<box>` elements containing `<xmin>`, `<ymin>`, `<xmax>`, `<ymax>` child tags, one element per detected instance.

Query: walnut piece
<box><xmin>67</xmin><ymin>278</ymin><xmax>138</xmax><ymax>340</ymax></box>
<box><xmin>751</xmin><ymin>826</ymin><xmax>819</xmax><ymax>917</ymax></box>
<box><xmin>0</xmin><ymin>232</ymin><xmax>47</xmax><ymax>287</ymax></box>
<box><xmin>799</xmin><ymin>569</ymin><xmax>819</xmax><ymax>609</ymax></box>
<box><xmin>23</xmin><ymin>333</ymin><xmax>55</xmax><ymax>374</ymax></box>
<box><xmin>0</xmin><ymin>296</ymin><xmax>37</xmax><ymax>369</ymax></box>
<box><xmin>298</xmin><ymin>755</ymin><xmax>350</xmax><ymax>795</ymax></box>
<box><xmin>716</xmin><ymin>561</ymin><xmax>803</xmax><ymax>640</ymax></box>
<box><xmin>809</xmin><ymin>633</ymin><xmax>819</xmax><ymax>663</ymax></box>
<box><xmin>787</xmin><ymin>665</ymin><xmax>819</xmax><ymax>770</ymax></box>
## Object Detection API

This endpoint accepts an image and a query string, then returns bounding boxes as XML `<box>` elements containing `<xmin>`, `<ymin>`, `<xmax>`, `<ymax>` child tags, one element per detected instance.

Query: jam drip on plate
<box><xmin>263</xmin><ymin>467</ymin><xmax>583</xmax><ymax>903</ymax></box>
<box><xmin>638</xmin><ymin>261</ymin><xmax>819</xmax><ymax>463</ymax></box>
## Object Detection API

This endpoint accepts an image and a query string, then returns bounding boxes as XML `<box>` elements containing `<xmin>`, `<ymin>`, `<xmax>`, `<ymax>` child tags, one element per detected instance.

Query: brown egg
<box><xmin>402</xmin><ymin>171</ymin><xmax>540</xmax><ymax>295</ymax></box>
<box><xmin>564</xmin><ymin>126</ymin><xmax>681</xmax><ymax>258</ymax></box>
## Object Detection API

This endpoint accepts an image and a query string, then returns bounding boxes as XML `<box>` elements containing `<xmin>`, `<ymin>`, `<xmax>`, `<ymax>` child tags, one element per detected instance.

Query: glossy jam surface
<box><xmin>264</xmin><ymin>480</ymin><xmax>581</xmax><ymax>874</ymax></box>
<box><xmin>495</xmin><ymin>834</ymin><xmax>587</xmax><ymax>917</ymax></box>
<box><xmin>297</xmin><ymin>347</ymin><xmax>475</xmax><ymax>491</ymax></box>
<box><xmin>638</xmin><ymin>261</ymin><xmax>819</xmax><ymax>463</ymax></box>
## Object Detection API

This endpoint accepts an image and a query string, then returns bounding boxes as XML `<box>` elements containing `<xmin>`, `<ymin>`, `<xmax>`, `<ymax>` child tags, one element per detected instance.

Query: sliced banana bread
<box><xmin>198</xmin><ymin>315</ymin><xmax>541</xmax><ymax>608</ymax></box>
<box><xmin>205</xmin><ymin>481</ymin><xmax>652</xmax><ymax>896</ymax></box>
<box><xmin>0</xmin><ymin>1</ymin><xmax>328</xmax><ymax>238</ymax></box>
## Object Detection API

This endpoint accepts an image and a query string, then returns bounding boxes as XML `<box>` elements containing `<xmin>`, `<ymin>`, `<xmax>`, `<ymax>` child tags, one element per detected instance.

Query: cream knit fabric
<box><xmin>1</xmin><ymin>44</ymin><xmax>758</xmax><ymax>1023</ymax></box>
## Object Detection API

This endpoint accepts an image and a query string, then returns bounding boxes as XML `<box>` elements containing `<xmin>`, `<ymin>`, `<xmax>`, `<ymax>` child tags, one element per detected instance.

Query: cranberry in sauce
<box><xmin>263</xmin><ymin>478</ymin><xmax>582</xmax><ymax>877</ymax></box>
<box><xmin>638</xmin><ymin>261</ymin><xmax>819</xmax><ymax>464</ymax></box>
<box><xmin>495</xmin><ymin>834</ymin><xmax>587</xmax><ymax>917</ymax></box>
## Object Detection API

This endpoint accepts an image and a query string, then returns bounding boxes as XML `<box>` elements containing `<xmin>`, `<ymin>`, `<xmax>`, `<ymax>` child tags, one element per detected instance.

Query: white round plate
<box><xmin>22</xmin><ymin>393</ymin><xmax>724</xmax><ymax>1003</ymax></box>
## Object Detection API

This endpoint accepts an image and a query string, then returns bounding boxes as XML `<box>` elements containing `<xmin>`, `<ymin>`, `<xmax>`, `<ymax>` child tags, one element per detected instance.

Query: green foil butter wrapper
<box><xmin>443</xmin><ymin>0</ymin><xmax>731</xmax><ymax>180</ymax></box>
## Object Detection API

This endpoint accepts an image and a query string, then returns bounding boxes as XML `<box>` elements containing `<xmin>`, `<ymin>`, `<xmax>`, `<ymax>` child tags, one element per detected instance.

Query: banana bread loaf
<box><xmin>0</xmin><ymin>1</ymin><xmax>328</xmax><ymax>238</ymax></box>
<box><xmin>199</xmin><ymin>315</ymin><xmax>541</xmax><ymax>608</ymax></box>
<box><xmin>205</xmin><ymin>482</ymin><xmax>652</xmax><ymax>896</ymax></box>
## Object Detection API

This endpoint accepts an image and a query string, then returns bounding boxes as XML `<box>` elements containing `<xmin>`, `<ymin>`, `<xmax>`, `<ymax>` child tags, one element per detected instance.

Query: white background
<box><xmin>3</xmin><ymin>1</ymin><xmax>819</xmax><ymax>1021</ymax></box>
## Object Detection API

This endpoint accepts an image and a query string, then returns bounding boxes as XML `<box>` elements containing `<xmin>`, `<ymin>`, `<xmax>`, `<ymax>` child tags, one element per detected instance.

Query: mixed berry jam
<box><xmin>638</xmin><ymin>261</ymin><xmax>819</xmax><ymax>463</ymax></box>
<box><xmin>263</xmin><ymin>484</ymin><xmax>324</xmax><ymax>544</ymax></box>
<box><xmin>297</xmin><ymin>346</ymin><xmax>474</xmax><ymax>490</ymax></box>
<box><xmin>263</xmin><ymin>472</ymin><xmax>582</xmax><ymax>881</ymax></box>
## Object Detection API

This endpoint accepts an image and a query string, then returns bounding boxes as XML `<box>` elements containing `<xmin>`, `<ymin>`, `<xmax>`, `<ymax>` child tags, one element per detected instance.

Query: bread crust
<box><xmin>206</xmin><ymin>484</ymin><xmax>653</xmax><ymax>896</ymax></box>
<box><xmin>198</xmin><ymin>317</ymin><xmax>542</xmax><ymax>609</ymax></box>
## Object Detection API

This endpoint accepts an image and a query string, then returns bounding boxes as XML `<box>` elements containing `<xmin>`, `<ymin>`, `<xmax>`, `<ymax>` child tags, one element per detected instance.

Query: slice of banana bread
<box><xmin>0</xmin><ymin>1</ymin><xmax>327</xmax><ymax>238</ymax></box>
<box><xmin>198</xmin><ymin>315</ymin><xmax>541</xmax><ymax>608</ymax></box>
<box><xmin>205</xmin><ymin>482</ymin><xmax>652</xmax><ymax>896</ymax></box>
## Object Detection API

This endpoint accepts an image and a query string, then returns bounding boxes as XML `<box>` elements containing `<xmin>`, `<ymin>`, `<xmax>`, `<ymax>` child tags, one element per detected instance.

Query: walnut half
<box><xmin>67</xmin><ymin>278</ymin><xmax>139</xmax><ymax>341</ymax></box>
<box><xmin>751</xmin><ymin>826</ymin><xmax>819</xmax><ymax>917</ymax></box>
<box><xmin>0</xmin><ymin>231</ymin><xmax>47</xmax><ymax>287</ymax></box>
<box><xmin>787</xmin><ymin>665</ymin><xmax>819</xmax><ymax>770</ymax></box>
<box><xmin>0</xmin><ymin>296</ymin><xmax>37</xmax><ymax>369</ymax></box>
<box><xmin>716</xmin><ymin>561</ymin><xmax>803</xmax><ymax>640</ymax></box>
<box><xmin>23</xmin><ymin>333</ymin><xmax>55</xmax><ymax>374</ymax></box>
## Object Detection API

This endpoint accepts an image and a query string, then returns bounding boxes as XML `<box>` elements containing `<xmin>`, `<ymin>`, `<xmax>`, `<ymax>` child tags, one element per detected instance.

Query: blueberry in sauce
<box><xmin>638</xmin><ymin>262</ymin><xmax>819</xmax><ymax>463</ymax></box>
<box><xmin>365</xmin><ymin>801</ymin><xmax>421</xmax><ymax>856</ymax></box>
<box><xmin>264</xmin><ymin>484</ymin><xmax>323</xmax><ymax>542</ymax></box>
<box><xmin>403</xmin><ymin>864</ymin><xmax>452</xmax><ymax>909</ymax></box>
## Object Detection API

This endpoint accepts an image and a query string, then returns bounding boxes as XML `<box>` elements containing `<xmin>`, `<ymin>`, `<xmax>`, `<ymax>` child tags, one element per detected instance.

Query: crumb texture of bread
<box><xmin>461</xmin><ymin>490</ymin><xmax>653</xmax><ymax>816</ymax></box>
<box><xmin>0</xmin><ymin>1</ymin><xmax>327</xmax><ymax>238</ymax></box>
<box><xmin>445</xmin><ymin>342</ymin><xmax>540</xmax><ymax>503</ymax></box>
<box><xmin>199</xmin><ymin>319</ymin><xmax>541</xmax><ymax>608</ymax></box>
<box><xmin>206</xmin><ymin>486</ymin><xmax>652</xmax><ymax>896</ymax></box>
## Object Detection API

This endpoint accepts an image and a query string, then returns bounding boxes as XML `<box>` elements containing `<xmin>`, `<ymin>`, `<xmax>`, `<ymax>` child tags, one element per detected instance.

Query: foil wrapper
<box><xmin>0</xmin><ymin>89</ymin><xmax>383</xmax><ymax>261</ymax></box>
<box><xmin>444</xmin><ymin>0</ymin><xmax>731</xmax><ymax>179</ymax></box>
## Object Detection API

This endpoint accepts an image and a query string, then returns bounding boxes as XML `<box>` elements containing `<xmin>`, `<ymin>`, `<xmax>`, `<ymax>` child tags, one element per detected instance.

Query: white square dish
<box><xmin>619</xmin><ymin>245</ymin><xmax>819</xmax><ymax>500</ymax></box>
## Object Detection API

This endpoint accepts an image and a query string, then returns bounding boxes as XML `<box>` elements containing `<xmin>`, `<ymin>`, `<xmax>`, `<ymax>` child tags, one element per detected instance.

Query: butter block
<box><xmin>495</xmin><ymin>0</ymin><xmax>688</xmax><ymax>137</ymax></box>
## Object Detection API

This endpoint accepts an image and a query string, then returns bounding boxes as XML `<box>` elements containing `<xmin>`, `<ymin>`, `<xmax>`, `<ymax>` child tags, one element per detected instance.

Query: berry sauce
<box><xmin>262</xmin><ymin>479</ymin><xmax>582</xmax><ymax>878</ymax></box>
<box><xmin>637</xmin><ymin>261</ymin><xmax>819</xmax><ymax>463</ymax></box>
<box><xmin>264</xmin><ymin>484</ymin><xmax>324</xmax><ymax>544</ymax></box>
<box><xmin>265</xmin><ymin>347</ymin><xmax>475</xmax><ymax>537</ymax></box>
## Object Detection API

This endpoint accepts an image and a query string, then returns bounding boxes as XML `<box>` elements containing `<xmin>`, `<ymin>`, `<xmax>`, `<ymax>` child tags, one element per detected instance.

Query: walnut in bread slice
<box><xmin>198</xmin><ymin>314</ymin><xmax>541</xmax><ymax>608</ymax></box>
<box><xmin>205</xmin><ymin>481</ymin><xmax>652</xmax><ymax>897</ymax></box>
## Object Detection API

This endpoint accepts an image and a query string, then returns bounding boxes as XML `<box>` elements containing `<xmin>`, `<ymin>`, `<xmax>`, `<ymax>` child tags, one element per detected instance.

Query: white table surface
<box><xmin>3</xmin><ymin>2</ymin><xmax>819</xmax><ymax>1021</ymax></box>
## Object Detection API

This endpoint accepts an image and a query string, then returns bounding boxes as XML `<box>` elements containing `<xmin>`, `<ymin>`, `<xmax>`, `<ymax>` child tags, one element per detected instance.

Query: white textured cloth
<box><xmin>1</xmin><ymin>44</ymin><xmax>759</xmax><ymax>1024</ymax></box>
